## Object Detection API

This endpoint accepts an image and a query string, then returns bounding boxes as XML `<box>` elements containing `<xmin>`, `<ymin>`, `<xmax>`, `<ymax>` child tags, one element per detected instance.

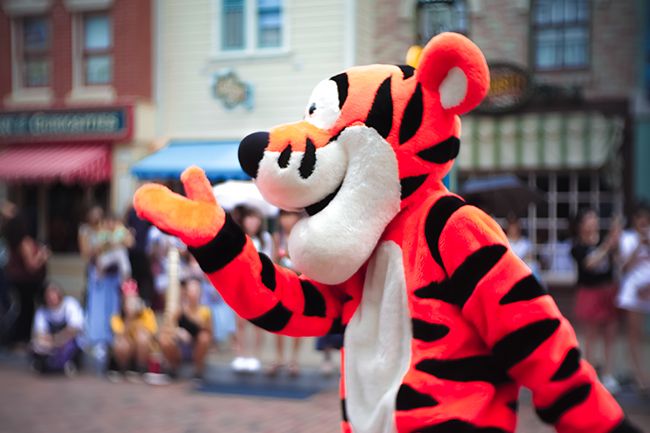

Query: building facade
<box><xmin>0</xmin><ymin>0</ymin><xmax>155</xmax><ymax>293</ymax></box>
<box><xmin>152</xmin><ymin>0</ymin><xmax>371</xmax><ymax>144</ymax></box>
<box><xmin>366</xmin><ymin>0</ymin><xmax>641</xmax><ymax>285</ymax></box>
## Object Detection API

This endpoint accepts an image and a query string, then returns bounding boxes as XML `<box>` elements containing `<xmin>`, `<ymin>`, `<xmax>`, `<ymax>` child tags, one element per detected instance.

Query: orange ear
<box><xmin>416</xmin><ymin>32</ymin><xmax>489</xmax><ymax>116</ymax></box>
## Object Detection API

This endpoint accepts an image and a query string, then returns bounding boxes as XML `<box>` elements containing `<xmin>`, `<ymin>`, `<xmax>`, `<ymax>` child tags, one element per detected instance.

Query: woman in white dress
<box><xmin>617</xmin><ymin>203</ymin><xmax>650</xmax><ymax>391</ymax></box>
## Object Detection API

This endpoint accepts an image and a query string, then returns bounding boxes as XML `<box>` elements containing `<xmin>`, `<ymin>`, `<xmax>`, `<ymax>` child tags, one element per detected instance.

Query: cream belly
<box><xmin>344</xmin><ymin>241</ymin><xmax>413</xmax><ymax>433</ymax></box>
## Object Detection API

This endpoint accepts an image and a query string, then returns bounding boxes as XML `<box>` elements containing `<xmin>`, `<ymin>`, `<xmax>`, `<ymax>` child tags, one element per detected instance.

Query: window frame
<box><xmin>416</xmin><ymin>0</ymin><xmax>469</xmax><ymax>47</ymax></box>
<box><xmin>530</xmin><ymin>0</ymin><xmax>592</xmax><ymax>72</ymax></box>
<box><xmin>212</xmin><ymin>0</ymin><xmax>289</xmax><ymax>60</ymax></box>
<box><xmin>16</xmin><ymin>15</ymin><xmax>52</xmax><ymax>89</ymax></box>
<box><xmin>81</xmin><ymin>11</ymin><xmax>114</xmax><ymax>86</ymax></box>
<box><xmin>457</xmin><ymin>168</ymin><xmax>623</xmax><ymax>285</ymax></box>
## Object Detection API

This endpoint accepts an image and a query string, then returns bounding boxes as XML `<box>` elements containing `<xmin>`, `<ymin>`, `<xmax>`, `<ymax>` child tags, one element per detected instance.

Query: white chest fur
<box><xmin>344</xmin><ymin>241</ymin><xmax>412</xmax><ymax>433</ymax></box>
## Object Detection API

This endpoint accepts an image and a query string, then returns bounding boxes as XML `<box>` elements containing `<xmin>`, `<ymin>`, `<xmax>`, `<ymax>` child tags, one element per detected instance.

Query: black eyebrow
<box><xmin>329</xmin><ymin>73</ymin><xmax>349</xmax><ymax>109</ymax></box>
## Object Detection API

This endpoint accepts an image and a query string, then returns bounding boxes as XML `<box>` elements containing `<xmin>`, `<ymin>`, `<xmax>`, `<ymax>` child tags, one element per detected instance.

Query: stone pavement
<box><xmin>0</xmin><ymin>363</ymin><xmax>648</xmax><ymax>433</ymax></box>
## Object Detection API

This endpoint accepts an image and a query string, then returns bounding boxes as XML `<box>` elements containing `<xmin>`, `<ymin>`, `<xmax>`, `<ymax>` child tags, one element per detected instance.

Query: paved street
<box><xmin>0</xmin><ymin>362</ymin><xmax>648</xmax><ymax>433</ymax></box>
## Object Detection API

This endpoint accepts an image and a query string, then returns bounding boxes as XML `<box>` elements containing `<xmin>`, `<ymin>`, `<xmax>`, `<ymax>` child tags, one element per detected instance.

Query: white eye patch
<box><xmin>304</xmin><ymin>79</ymin><xmax>341</xmax><ymax>130</ymax></box>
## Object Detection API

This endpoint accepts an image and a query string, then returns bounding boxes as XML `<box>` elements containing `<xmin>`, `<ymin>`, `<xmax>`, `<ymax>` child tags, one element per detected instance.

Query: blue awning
<box><xmin>131</xmin><ymin>141</ymin><xmax>250</xmax><ymax>181</ymax></box>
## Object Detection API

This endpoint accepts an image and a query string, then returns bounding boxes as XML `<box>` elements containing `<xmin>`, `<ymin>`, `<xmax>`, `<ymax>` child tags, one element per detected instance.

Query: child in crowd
<box><xmin>107</xmin><ymin>280</ymin><xmax>158</xmax><ymax>383</ymax></box>
<box><xmin>267</xmin><ymin>210</ymin><xmax>304</xmax><ymax>377</ymax></box>
<box><xmin>160</xmin><ymin>278</ymin><xmax>212</xmax><ymax>380</ymax></box>
<box><xmin>231</xmin><ymin>207</ymin><xmax>272</xmax><ymax>372</ymax></box>
<box><xmin>30</xmin><ymin>282</ymin><xmax>84</xmax><ymax>376</ymax></box>
<box><xmin>96</xmin><ymin>213</ymin><xmax>133</xmax><ymax>282</ymax></box>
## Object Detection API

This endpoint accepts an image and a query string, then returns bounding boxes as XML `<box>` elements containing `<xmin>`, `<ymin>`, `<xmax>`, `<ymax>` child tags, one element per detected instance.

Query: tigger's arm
<box><xmin>436</xmin><ymin>204</ymin><xmax>639</xmax><ymax>433</ymax></box>
<box><xmin>133</xmin><ymin>167</ymin><xmax>345</xmax><ymax>338</ymax></box>
<box><xmin>189</xmin><ymin>214</ymin><xmax>346</xmax><ymax>337</ymax></box>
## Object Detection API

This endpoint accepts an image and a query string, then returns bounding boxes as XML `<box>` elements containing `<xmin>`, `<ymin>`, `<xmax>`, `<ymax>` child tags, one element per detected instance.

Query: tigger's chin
<box><xmin>287</xmin><ymin>126</ymin><xmax>401</xmax><ymax>285</ymax></box>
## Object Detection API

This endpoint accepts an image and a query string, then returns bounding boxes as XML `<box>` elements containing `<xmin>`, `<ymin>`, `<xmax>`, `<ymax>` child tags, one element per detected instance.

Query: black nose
<box><xmin>239</xmin><ymin>131</ymin><xmax>269</xmax><ymax>178</ymax></box>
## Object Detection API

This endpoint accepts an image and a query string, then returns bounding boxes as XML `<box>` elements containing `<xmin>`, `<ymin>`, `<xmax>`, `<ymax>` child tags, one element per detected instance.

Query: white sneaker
<box><xmin>144</xmin><ymin>372</ymin><xmax>171</xmax><ymax>386</ymax></box>
<box><xmin>601</xmin><ymin>374</ymin><xmax>621</xmax><ymax>394</ymax></box>
<box><xmin>231</xmin><ymin>356</ymin><xmax>247</xmax><ymax>372</ymax></box>
<box><xmin>106</xmin><ymin>370</ymin><xmax>124</xmax><ymax>384</ymax></box>
<box><xmin>63</xmin><ymin>361</ymin><xmax>77</xmax><ymax>378</ymax></box>
<box><xmin>246</xmin><ymin>357</ymin><xmax>261</xmax><ymax>372</ymax></box>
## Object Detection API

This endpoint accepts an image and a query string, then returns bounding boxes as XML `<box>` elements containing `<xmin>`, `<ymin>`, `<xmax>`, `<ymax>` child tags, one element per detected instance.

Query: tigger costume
<box><xmin>134</xmin><ymin>33</ymin><xmax>640</xmax><ymax>433</ymax></box>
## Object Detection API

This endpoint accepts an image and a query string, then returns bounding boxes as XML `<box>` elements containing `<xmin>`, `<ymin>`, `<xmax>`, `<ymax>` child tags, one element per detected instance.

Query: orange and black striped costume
<box><xmin>134</xmin><ymin>33</ymin><xmax>640</xmax><ymax>433</ymax></box>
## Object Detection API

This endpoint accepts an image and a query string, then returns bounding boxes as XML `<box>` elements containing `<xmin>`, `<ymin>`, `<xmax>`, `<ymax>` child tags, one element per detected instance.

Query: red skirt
<box><xmin>574</xmin><ymin>284</ymin><xmax>619</xmax><ymax>323</ymax></box>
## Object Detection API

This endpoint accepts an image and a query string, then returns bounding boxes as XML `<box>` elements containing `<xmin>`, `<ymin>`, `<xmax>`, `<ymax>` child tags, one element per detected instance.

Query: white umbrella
<box><xmin>212</xmin><ymin>180</ymin><xmax>279</xmax><ymax>217</ymax></box>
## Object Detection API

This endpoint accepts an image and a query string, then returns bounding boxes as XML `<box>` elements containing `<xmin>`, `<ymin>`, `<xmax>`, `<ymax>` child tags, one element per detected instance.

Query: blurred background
<box><xmin>0</xmin><ymin>0</ymin><xmax>649</xmax><ymax>432</ymax></box>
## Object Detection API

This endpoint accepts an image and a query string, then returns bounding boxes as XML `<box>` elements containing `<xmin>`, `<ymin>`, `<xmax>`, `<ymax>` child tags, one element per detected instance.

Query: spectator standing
<box><xmin>4</xmin><ymin>208</ymin><xmax>48</xmax><ymax>348</ymax></box>
<box><xmin>231</xmin><ymin>207</ymin><xmax>272</xmax><ymax>372</ymax></box>
<box><xmin>146</xmin><ymin>225</ymin><xmax>188</xmax><ymax>311</ymax></box>
<box><xmin>570</xmin><ymin>208</ymin><xmax>621</xmax><ymax>393</ymax></box>
<box><xmin>125</xmin><ymin>205</ymin><xmax>154</xmax><ymax>306</ymax></box>
<box><xmin>617</xmin><ymin>203</ymin><xmax>650</xmax><ymax>391</ymax></box>
<box><xmin>160</xmin><ymin>278</ymin><xmax>212</xmax><ymax>380</ymax></box>
<box><xmin>30</xmin><ymin>282</ymin><xmax>84</xmax><ymax>375</ymax></box>
<box><xmin>267</xmin><ymin>210</ymin><xmax>304</xmax><ymax>377</ymax></box>
<box><xmin>80</xmin><ymin>205</ymin><xmax>121</xmax><ymax>350</ymax></box>
<box><xmin>106</xmin><ymin>280</ymin><xmax>158</xmax><ymax>383</ymax></box>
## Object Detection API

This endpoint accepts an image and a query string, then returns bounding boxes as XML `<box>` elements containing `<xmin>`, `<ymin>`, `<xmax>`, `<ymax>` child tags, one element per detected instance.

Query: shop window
<box><xmin>219</xmin><ymin>0</ymin><xmax>284</xmax><ymax>53</ymax></box>
<box><xmin>532</xmin><ymin>0</ymin><xmax>590</xmax><ymax>70</ymax></box>
<box><xmin>20</xmin><ymin>16</ymin><xmax>51</xmax><ymax>88</ymax></box>
<box><xmin>459</xmin><ymin>169</ymin><xmax>622</xmax><ymax>280</ymax></box>
<box><xmin>417</xmin><ymin>0</ymin><xmax>468</xmax><ymax>47</ymax></box>
<box><xmin>83</xmin><ymin>13</ymin><xmax>112</xmax><ymax>84</ymax></box>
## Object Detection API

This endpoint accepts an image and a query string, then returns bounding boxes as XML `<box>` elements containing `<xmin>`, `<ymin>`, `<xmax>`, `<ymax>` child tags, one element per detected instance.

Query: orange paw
<box><xmin>133</xmin><ymin>166</ymin><xmax>225</xmax><ymax>247</ymax></box>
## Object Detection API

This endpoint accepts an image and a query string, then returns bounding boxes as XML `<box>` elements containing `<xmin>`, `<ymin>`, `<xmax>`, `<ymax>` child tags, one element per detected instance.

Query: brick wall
<box><xmin>0</xmin><ymin>0</ymin><xmax>152</xmax><ymax>109</ymax></box>
<box><xmin>368</xmin><ymin>0</ymin><xmax>639</xmax><ymax>100</ymax></box>
<box><xmin>112</xmin><ymin>0</ymin><xmax>152</xmax><ymax>99</ymax></box>
<box><xmin>0</xmin><ymin>9</ymin><xmax>11</xmax><ymax>103</ymax></box>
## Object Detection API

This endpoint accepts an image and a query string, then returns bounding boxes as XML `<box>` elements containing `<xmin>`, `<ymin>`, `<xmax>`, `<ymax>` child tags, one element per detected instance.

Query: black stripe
<box><xmin>300</xmin><ymin>280</ymin><xmax>327</xmax><ymax>317</ymax></box>
<box><xmin>188</xmin><ymin>214</ymin><xmax>247</xmax><ymax>274</ymax></box>
<box><xmin>535</xmin><ymin>384</ymin><xmax>591</xmax><ymax>425</ymax></box>
<box><xmin>259</xmin><ymin>253</ymin><xmax>276</xmax><ymax>292</ymax></box>
<box><xmin>418</xmin><ymin>419</ymin><xmax>509</xmax><ymax>433</ymax></box>
<box><xmin>493</xmin><ymin>318</ymin><xmax>560</xmax><ymax>370</ymax></box>
<box><xmin>399</xmin><ymin>83</ymin><xmax>423</xmax><ymax>145</ymax></box>
<box><xmin>341</xmin><ymin>398</ymin><xmax>348</xmax><ymax>422</ymax></box>
<box><xmin>499</xmin><ymin>274</ymin><xmax>547</xmax><ymax>305</ymax></box>
<box><xmin>416</xmin><ymin>355</ymin><xmax>512</xmax><ymax>386</ymax></box>
<box><xmin>328</xmin><ymin>317</ymin><xmax>346</xmax><ymax>335</ymax></box>
<box><xmin>299</xmin><ymin>138</ymin><xmax>316</xmax><ymax>179</ymax></box>
<box><xmin>401</xmin><ymin>174</ymin><xmax>428</xmax><ymax>200</ymax></box>
<box><xmin>248</xmin><ymin>302</ymin><xmax>293</xmax><ymax>333</ymax></box>
<box><xmin>610</xmin><ymin>419</ymin><xmax>642</xmax><ymax>433</ymax></box>
<box><xmin>550</xmin><ymin>348</ymin><xmax>581</xmax><ymax>382</ymax></box>
<box><xmin>414</xmin><ymin>279</ymin><xmax>451</xmax><ymax>300</ymax></box>
<box><xmin>425</xmin><ymin>196</ymin><xmax>466</xmax><ymax>270</ymax></box>
<box><xmin>365</xmin><ymin>77</ymin><xmax>393</xmax><ymax>139</ymax></box>
<box><xmin>343</xmin><ymin>294</ymin><xmax>353</xmax><ymax>303</ymax></box>
<box><xmin>396</xmin><ymin>64</ymin><xmax>415</xmax><ymax>79</ymax></box>
<box><xmin>278</xmin><ymin>144</ymin><xmax>291</xmax><ymax>168</ymax></box>
<box><xmin>416</xmin><ymin>245</ymin><xmax>507</xmax><ymax>307</ymax></box>
<box><xmin>396</xmin><ymin>384</ymin><xmax>439</xmax><ymax>411</ymax></box>
<box><xmin>507</xmin><ymin>400</ymin><xmax>519</xmax><ymax>413</ymax></box>
<box><xmin>417</xmin><ymin>136</ymin><xmax>460</xmax><ymax>164</ymax></box>
<box><xmin>330</xmin><ymin>73</ymin><xmax>349</xmax><ymax>109</ymax></box>
<box><xmin>412</xmin><ymin>318</ymin><xmax>450</xmax><ymax>342</ymax></box>
<box><xmin>328</xmin><ymin>126</ymin><xmax>347</xmax><ymax>143</ymax></box>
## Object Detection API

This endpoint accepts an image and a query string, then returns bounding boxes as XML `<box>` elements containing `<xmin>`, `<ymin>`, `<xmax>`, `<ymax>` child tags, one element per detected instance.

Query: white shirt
<box><xmin>33</xmin><ymin>296</ymin><xmax>84</xmax><ymax>335</ymax></box>
<box><xmin>620</xmin><ymin>229</ymin><xmax>650</xmax><ymax>286</ymax></box>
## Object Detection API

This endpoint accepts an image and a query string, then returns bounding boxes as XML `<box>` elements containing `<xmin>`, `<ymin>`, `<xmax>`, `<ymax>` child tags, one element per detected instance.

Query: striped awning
<box><xmin>0</xmin><ymin>144</ymin><xmax>111</xmax><ymax>184</ymax></box>
<box><xmin>457</xmin><ymin>112</ymin><xmax>624</xmax><ymax>170</ymax></box>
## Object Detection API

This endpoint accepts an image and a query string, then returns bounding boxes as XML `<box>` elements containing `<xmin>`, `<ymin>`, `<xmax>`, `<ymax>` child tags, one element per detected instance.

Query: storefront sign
<box><xmin>476</xmin><ymin>63</ymin><xmax>532</xmax><ymax>113</ymax></box>
<box><xmin>0</xmin><ymin>106</ymin><xmax>132</xmax><ymax>143</ymax></box>
<box><xmin>211</xmin><ymin>70</ymin><xmax>254</xmax><ymax>110</ymax></box>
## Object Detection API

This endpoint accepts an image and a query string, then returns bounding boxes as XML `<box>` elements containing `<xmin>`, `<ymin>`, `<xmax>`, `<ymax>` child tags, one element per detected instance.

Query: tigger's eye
<box><xmin>305</xmin><ymin>79</ymin><xmax>340</xmax><ymax>130</ymax></box>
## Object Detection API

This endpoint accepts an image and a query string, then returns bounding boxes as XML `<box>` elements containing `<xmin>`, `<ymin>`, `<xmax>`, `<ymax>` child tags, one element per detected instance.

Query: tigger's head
<box><xmin>238</xmin><ymin>33</ymin><xmax>489</xmax><ymax>284</ymax></box>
